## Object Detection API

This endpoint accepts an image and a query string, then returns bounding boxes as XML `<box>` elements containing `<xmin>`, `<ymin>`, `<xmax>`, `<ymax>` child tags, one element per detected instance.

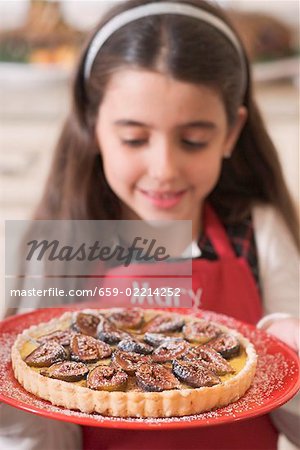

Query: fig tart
<box><xmin>11</xmin><ymin>308</ymin><xmax>257</xmax><ymax>418</ymax></box>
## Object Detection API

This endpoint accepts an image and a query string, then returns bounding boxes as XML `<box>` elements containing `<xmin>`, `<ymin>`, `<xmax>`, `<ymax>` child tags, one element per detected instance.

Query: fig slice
<box><xmin>97</xmin><ymin>317</ymin><xmax>131</xmax><ymax>345</ymax></box>
<box><xmin>118</xmin><ymin>338</ymin><xmax>153</xmax><ymax>355</ymax></box>
<box><xmin>207</xmin><ymin>333</ymin><xmax>240</xmax><ymax>359</ymax></box>
<box><xmin>112</xmin><ymin>350</ymin><xmax>152</xmax><ymax>374</ymax></box>
<box><xmin>25</xmin><ymin>342</ymin><xmax>68</xmax><ymax>368</ymax></box>
<box><xmin>70</xmin><ymin>334</ymin><xmax>112</xmax><ymax>363</ymax></box>
<box><xmin>37</xmin><ymin>329</ymin><xmax>76</xmax><ymax>347</ymax></box>
<box><xmin>136</xmin><ymin>363</ymin><xmax>180</xmax><ymax>392</ymax></box>
<box><xmin>72</xmin><ymin>312</ymin><xmax>100</xmax><ymax>337</ymax></box>
<box><xmin>183</xmin><ymin>346</ymin><xmax>234</xmax><ymax>375</ymax></box>
<box><xmin>87</xmin><ymin>365</ymin><xmax>128</xmax><ymax>391</ymax></box>
<box><xmin>183</xmin><ymin>319</ymin><xmax>221</xmax><ymax>344</ymax></box>
<box><xmin>144</xmin><ymin>314</ymin><xmax>185</xmax><ymax>333</ymax></box>
<box><xmin>152</xmin><ymin>340</ymin><xmax>190</xmax><ymax>363</ymax></box>
<box><xmin>172</xmin><ymin>359</ymin><xmax>221</xmax><ymax>388</ymax></box>
<box><xmin>41</xmin><ymin>361</ymin><xmax>89</xmax><ymax>381</ymax></box>
<box><xmin>107</xmin><ymin>308</ymin><xmax>144</xmax><ymax>330</ymax></box>
<box><xmin>143</xmin><ymin>332</ymin><xmax>183</xmax><ymax>347</ymax></box>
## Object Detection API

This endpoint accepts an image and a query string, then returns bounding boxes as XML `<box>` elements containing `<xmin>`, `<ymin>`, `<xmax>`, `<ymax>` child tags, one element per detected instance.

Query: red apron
<box><xmin>82</xmin><ymin>204</ymin><xmax>278</xmax><ymax>450</ymax></box>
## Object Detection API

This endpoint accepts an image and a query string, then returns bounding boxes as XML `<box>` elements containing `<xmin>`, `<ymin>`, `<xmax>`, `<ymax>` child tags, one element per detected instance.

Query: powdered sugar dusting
<box><xmin>0</xmin><ymin>309</ymin><xmax>299</xmax><ymax>428</ymax></box>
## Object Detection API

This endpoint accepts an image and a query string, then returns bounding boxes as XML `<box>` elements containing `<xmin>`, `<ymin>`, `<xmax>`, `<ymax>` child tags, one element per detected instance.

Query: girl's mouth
<box><xmin>137</xmin><ymin>188</ymin><xmax>188</xmax><ymax>209</ymax></box>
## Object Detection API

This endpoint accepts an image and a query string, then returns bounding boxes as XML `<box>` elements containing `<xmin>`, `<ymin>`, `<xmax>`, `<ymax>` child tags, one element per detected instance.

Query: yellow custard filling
<box><xmin>20</xmin><ymin>324</ymin><xmax>248</xmax><ymax>391</ymax></box>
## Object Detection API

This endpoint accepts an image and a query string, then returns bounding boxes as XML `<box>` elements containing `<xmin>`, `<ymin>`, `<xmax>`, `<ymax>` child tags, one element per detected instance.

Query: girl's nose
<box><xmin>147</xmin><ymin>140</ymin><xmax>180</xmax><ymax>182</ymax></box>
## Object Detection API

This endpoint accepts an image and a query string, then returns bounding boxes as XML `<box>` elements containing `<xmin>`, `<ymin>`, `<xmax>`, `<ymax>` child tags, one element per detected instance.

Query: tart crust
<box><xmin>11</xmin><ymin>309</ymin><xmax>257</xmax><ymax>418</ymax></box>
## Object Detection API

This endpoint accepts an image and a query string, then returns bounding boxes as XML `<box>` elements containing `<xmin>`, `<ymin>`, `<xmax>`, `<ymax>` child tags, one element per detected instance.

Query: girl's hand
<box><xmin>265</xmin><ymin>318</ymin><xmax>299</xmax><ymax>353</ymax></box>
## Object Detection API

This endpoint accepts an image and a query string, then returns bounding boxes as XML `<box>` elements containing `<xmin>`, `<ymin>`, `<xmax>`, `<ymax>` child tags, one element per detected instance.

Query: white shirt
<box><xmin>253</xmin><ymin>205</ymin><xmax>299</xmax><ymax>318</ymax></box>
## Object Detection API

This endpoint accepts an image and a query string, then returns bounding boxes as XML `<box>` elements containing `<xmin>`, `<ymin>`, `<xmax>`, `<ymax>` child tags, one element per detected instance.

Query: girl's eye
<box><xmin>122</xmin><ymin>139</ymin><xmax>147</xmax><ymax>147</ymax></box>
<box><xmin>121</xmin><ymin>139</ymin><xmax>208</xmax><ymax>150</ymax></box>
<box><xmin>182</xmin><ymin>140</ymin><xmax>208</xmax><ymax>150</ymax></box>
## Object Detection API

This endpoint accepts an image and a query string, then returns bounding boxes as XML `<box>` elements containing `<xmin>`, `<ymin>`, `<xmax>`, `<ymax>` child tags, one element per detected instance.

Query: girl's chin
<box><xmin>136</xmin><ymin>208</ymin><xmax>192</xmax><ymax>222</ymax></box>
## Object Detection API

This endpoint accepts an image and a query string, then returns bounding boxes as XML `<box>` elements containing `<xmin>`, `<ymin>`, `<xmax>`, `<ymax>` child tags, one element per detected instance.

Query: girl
<box><xmin>2</xmin><ymin>0</ymin><xmax>299</xmax><ymax>449</ymax></box>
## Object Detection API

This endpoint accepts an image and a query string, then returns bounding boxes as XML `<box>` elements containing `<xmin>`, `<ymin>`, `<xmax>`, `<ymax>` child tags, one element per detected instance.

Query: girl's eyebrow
<box><xmin>113</xmin><ymin>119</ymin><xmax>216</xmax><ymax>129</ymax></box>
<box><xmin>114</xmin><ymin>120</ymin><xmax>145</xmax><ymax>127</ymax></box>
<box><xmin>179</xmin><ymin>121</ymin><xmax>216</xmax><ymax>129</ymax></box>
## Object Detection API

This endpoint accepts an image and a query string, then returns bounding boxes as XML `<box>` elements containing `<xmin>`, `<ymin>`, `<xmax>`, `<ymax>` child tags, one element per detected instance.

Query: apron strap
<box><xmin>203</xmin><ymin>203</ymin><xmax>236</xmax><ymax>259</ymax></box>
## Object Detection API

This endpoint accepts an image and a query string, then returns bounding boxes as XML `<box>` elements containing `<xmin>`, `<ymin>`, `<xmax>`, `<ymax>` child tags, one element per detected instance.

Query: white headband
<box><xmin>84</xmin><ymin>1</ymin><xmax>247</xmax><ymax>92</ymax></box>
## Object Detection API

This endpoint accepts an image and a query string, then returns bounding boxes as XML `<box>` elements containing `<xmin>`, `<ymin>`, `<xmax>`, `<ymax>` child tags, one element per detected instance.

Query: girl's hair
<box><xmin>34</xmin><ymin>0</ymin><xmax>299</xmax><ymax>249</ymax></box>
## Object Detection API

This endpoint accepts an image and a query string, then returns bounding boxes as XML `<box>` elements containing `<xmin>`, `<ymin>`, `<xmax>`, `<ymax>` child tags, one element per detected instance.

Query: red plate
<box><xmin>0</xmin><ymin>307</ymin><xmax>299</xmax><ymax>430</ymax></box>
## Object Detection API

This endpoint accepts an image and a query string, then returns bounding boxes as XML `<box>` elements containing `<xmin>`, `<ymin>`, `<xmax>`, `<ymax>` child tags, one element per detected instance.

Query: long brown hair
<box><xmin>34</xmin><ymin>0</ymin><xmax>299</xmax><ymax>249</ymax></box>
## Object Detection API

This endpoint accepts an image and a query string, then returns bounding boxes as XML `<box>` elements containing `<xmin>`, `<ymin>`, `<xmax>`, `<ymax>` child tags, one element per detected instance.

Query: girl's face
<box><xmin>96</xmin><ymin>69</ymin><xmax>246</xmax><ymax>235</ymax></box>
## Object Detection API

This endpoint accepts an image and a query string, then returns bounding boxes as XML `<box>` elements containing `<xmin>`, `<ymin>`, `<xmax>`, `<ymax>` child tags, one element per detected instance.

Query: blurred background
<box><xmin>0</xmin><ymin>0</ymin><xmax>299</xmax><ymax>315</ymax></box>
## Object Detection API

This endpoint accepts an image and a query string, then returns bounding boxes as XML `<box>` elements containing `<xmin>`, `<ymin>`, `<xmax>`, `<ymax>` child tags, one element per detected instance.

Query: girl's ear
<box><xmin>223</xmin><ymin>106</ymin><xmax>248</xmax><ymax>158</ymax></box>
